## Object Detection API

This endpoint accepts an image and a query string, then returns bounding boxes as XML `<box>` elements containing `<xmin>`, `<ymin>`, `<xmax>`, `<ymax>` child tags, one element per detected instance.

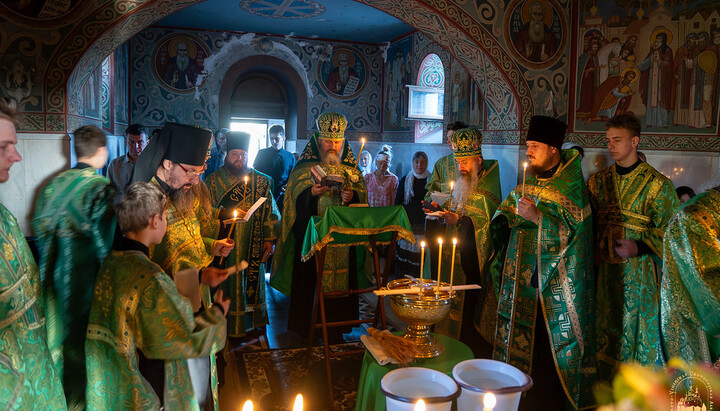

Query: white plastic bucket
<box><xmin>452</xmin><ymin>359</ymin><xmax>533</xmax><ymax>411</ymax></box>
<box><xmin>380</xmin><ymin>367</ymin><xmax>460</xmax><ymax>411</ymax></box>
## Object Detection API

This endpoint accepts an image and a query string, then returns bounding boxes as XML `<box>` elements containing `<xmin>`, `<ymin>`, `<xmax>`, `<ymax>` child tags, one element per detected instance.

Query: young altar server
<box><xmin>85</xmin><ymin>182</ymin><xmax>229</xmax><ymax>410</ymax></box>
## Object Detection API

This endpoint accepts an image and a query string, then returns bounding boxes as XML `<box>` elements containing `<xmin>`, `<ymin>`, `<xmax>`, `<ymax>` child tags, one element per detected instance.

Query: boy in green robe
<box><xmin>490</xmin><ymin>116</ymin><xmax>596</xmax><ymax>409</ymax></box>
<box><xmin>588</xmin><ymin>114</ymin><xmax>679</xmax><ymax>382</ymax></box>
<box><xmin>206</xmin><ymin>131</ymin><xmax>281</xmax><ymax>339</ymax></box>
<box><xmin>661</xmin><ymin>185</ymin><xmax>720</xmax><ymax>365</ymax></box>
<box><xmin>426</xmin><ymin>128</ymin><xmax>501</xmax><ymax>358</ymax></box>
<box><xmin>33</xmin><ymin>125</ymin><xmax>117</xmax><ymax>409</ymax></box>
<box><xmin>86</xmin><ymin>182</ymin><xmax>229</xmax><ymax>410</ymax></box>
<box><xmin>0</xmin><ymin>97</ymin><xmax>66</xmax><ymax>410</ymax></box>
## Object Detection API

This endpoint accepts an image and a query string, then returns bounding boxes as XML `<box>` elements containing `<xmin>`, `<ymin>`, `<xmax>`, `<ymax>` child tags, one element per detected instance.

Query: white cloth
<box><xmin>188</xmin><ymin>357</ymin><xmax>211</xmax><ymax>408</ymax></box>
<box><xmin>403</xmin><ymin>169</ymin><xmax>431</xmax><ymax>205</ymax></box>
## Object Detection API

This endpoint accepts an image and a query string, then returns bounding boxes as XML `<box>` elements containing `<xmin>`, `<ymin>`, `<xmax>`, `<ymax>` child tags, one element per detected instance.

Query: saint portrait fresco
<box><xmin>317</xmin><ymin>47</ymin><xmax>368</xmax><ymax>100</ymax></box>
<box><xmin>572</xmin><ymin>1</ymin><xmax>720</xmax><ymax>135</ymax></box>
<box><xmin>152</xmin><ymin>34</ymin><xmax>210</xmax><ymax>93</ymax></box>
<box><xmin>505</xmin><ymin>0</ymin><xmax>565</xmax><ymax>69</ymax></box>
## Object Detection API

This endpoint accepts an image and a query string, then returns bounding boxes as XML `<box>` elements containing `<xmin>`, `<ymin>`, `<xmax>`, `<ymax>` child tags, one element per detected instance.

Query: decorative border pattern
<box><xmin>238</xmin><ymin>0</ymin><xmax>325</xmax><ymax>19</ymax></box>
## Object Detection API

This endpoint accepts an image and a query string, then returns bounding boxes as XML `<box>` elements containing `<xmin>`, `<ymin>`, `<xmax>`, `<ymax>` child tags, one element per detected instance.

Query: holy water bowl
<box><xmin>381</xmin><ymin>367</ymin><xmax>460</xmax><ymax>411</ymax></box>
<box><xmin>452</xmin><ymin>359</ymin><xmax>533</xmax><ymax>411</ymax></box>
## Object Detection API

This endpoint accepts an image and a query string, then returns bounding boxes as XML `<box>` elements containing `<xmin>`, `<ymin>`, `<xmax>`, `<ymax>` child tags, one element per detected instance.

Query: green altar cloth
<box><xmin>301</xmin><ymin>205</ymin><xmax>415</xmax><ymax>261</ymax></box>
<box><xmin>355</xmin><ymin>333</ymin><xmax>472</xmax><ymax>411</ymax></box>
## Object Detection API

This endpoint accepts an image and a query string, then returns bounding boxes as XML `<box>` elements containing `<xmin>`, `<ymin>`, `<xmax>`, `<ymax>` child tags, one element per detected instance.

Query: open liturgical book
<box><xmin>223</xmin><ymin>197</ymin><xmax>267</xmax><ymax>223</ymax></box>
<box><xmin>310</xmin><ymin>164</ymin><xmax>344</xmax><ymax>190</ymax></box>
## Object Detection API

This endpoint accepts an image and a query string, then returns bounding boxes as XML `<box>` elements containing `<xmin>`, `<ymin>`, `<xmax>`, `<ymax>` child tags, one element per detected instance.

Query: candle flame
<box><xmin>438</xmin><ymin>237</ymin><xmax>443</xmax><ymax>245</ymax></box>
<box><xmin>293</xmin><ymin>394</ymin><xmax>303</xmax><ymax>411</ymax></box>
<box><xmin>420</xmin><ymin>240</ymin><xmax>426</xmax><ymax>248</ymax></box>
<box><xmin>233</xmin><ymin>209</ymin><xmax>238</xmax><ymax>219</ymax></box>
<box><xmin>452</xmin><ymin>237</ymin><xmax>457</xmax><ymax>245</ymax></box>
<box><xmin>450</xmin><ymin>181</ymin><xmax>454</xmax><ymax>190</ymax></box>
<box><xmin>244</xmin><ymin>176</ymin><xmax>248</xmax><ymax>184</ymax></box>
<box><xmin>361</xmin><ymin>138</ymin><xmax>365</xmax><ymax>144</ymax></box>
<box><xmin>242</xmin><ymin>400</ymin><xmax>253</xmax><ymax>411</ymax></box>
<box><xmin>523</xmin><ymin>161</ymin><xmax>528</xmax><ymax>169</ymax></box>
<box><xmin>484</xmin><ymin>392</ymin><xmax>496</xmax><ymax>409</ymax></box>
<box><xmin>414</xmin><ymin>399</ymin><xmax>425</xmax><ymax>411</ymax></box>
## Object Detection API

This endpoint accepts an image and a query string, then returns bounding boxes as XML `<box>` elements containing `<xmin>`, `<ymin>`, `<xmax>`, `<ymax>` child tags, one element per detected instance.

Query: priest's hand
<box><xmin>614</xmin><ymin>239</ymin><xmax>639</xmax><ymax>258</ymax></box>
<box><xmin>201</xmin><ymin>267</ymin><xmax>231</xmax><ymax>288</ymax></box>
<box><xmin>213</xmin><ymin>289</ymin><xmax>231</xmax><ymax>316</ymax></box>
<box><xmin>262</xmin><ymin>241</ymin><xmax>275</xmax><ymax>263</ymax></box>
<box><xmin>214</xmin><ymin>238</ymin><xmax>234</xmax><ymax>257</ymax></box>
<box><xmin>311</xmin><ymin>183</ymin><xmax>329</xmax><ymax>196</ymax></box>
<box><xmin>516</xmin><ymin>198</ymin><xmax>540</xmax><ymax>224</ymax></box>
<box><xmin>441</xmin><ymin>211</ymin><xmax>459</xmax><ymax>226</ymax></box>
<box><xmin>340</xmin><ymin>189</ymin><xmax>353</xmax><ymax>204</ymax></box>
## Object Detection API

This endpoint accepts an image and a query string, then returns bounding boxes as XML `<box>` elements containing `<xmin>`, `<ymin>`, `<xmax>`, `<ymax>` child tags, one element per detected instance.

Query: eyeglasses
<box><xmin>176</xmin><ymin>162</ymin><xmax>205</xmax><ymax>177</ymax></box>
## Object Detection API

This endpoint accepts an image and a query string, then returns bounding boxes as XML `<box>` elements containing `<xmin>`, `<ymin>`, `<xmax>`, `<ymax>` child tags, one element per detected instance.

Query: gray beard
<box><xmin>176</xmin><ymin>55</ymin><xmax>189</xmax><ymax>72</ymax></box>
<box><xmin>454</xmin><ymin>171</ymin><xmax>479</xmax><ymax>210</ymax></box>
<box><xmin>321</xmin><ymin>151</ymin><xmax>341</xmax><ymax>166</ymax></box>
<box><xmin>528</xmin><ymin>21</ymin><xmax>545</xmax><ymax>44</ymax></box>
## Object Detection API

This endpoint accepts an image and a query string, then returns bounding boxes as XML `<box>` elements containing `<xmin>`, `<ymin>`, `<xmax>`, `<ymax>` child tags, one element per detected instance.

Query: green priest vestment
<box><xmin>661</xmin><ymin>187</ymin><xmax>720</xmax><ymax>365</ymax></box>
<box><xmin>32</xmin><ymin>167</ymin><xmax>116</xmax><ymax>408</ymax></box>
<box><xmin>0</xmin><ymin>203</ymin><xmax>66</xmax><ymax>410</ymax></box>
<box><xmin>148</xmin><ymin>178</ymin><xmax>222</xmax><ymax>410</ymax></box>
<box><xmin>491</xmin><ymin>150</ymin><xmax>596</xmax><ymax>409</ymax></box>
<box><xmin>86</xmin><ymin>249</ymin><xmax>226</xmax><ymax>410</ymax></box>
<box><xmin>588</xmin><ymin>161</ymin><xmax>679</xmax><ymax>380</ymax></box>
<box><xmin>424</xmin><ymin>153</ymin><xmax>457</xmax><ymax>202</ymax></box>
<box><xmin>206</xmin><ymin>167</ymin><xmax>280</xmax><ymax>337</ymax></box>
<box><xmin>429</xmin><ymin>160</ymin><xmax>501</xmax><ymax>344</ymax></box>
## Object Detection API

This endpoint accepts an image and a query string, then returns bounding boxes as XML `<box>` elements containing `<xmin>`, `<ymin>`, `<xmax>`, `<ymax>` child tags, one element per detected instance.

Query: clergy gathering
<box><xmin>2</xmin><ymin>1</ymin><xmax>720</xmax><ymax>410</ymax></box>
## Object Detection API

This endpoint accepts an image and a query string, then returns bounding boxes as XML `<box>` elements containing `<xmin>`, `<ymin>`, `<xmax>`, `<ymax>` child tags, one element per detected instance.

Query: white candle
<box><xmin>414</xmin><ymin>399</ymin><xmax>425</xmax><ymax>411</ymax></box>
<box><xmin>244</xmin><ymin>175</ymin><xmax>249</xmax><ymax>206</ymax></box>
<box><xmin>242</xmin><ymin>400</ymin><xmax>253</xmax><ymax>411</ymax></box>
<box><xmin>419</xmin><ymin>241</ymin><xmax>426</xmax><ymax>295</ymax></box>
<box><xmin>219</xmin><ymin>209</ymin><xmax>239</xmax><ymax>265</ymax></box>
<box><xmin>449</xmin><ymin>181</ymin><xmax>455</xmax><ymax>209</ymax></box>
<box><xmin>522</xmin><ymin>162</ymin><xmax>528</xmax><ymax>198</ymax></box>
<box><xmin>449</xmin><ymin>238</ymin><xmax>457</xmax><ymax>293</ymax></box>
<box><xmin>483</xmin><ymin>392</ymin><xmax>496</xmax><ymax>411</ymax></box>
<box><xmin>436</xmin><ymin>238</ymin><xmax>443</xmax><ymax>294</ymax></box>
<box><xmin>293</xmin><ymin>394</ymin><xmax>303</xmax><ymax>411</ymax></box>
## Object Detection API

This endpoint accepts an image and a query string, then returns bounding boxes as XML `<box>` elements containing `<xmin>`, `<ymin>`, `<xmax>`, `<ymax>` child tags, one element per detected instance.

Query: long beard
<box><xmin>168</xmin><ymin>184</ymin><xmax>195</xmax><ymax>215</ymax></box>
<box><xmin>321</xmin><ymin>151</ymin><xmax>341</xmax><ymax>166</ymax></box>
<box><xmin>225</xmin><ymin>162</ymin><xmax>247</xmax><ymax>177</ymax></box>
<box><xmin>454</xmin><ymin>170</ymin><xmax>479</xmax><ymax>210</ymax></box>
<box><xmin>528</xmin><ymin>21</ymin><xmax>545</xmax><ymax>43</ymax></box>
<box><xmin>176</xmin><ymin>55</ymin><xmax>189</xmax><ymax>72</ymax></box>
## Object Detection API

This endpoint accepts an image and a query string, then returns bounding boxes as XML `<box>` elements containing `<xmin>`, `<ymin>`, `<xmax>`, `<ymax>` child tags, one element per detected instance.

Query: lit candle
<box><xmin>436</xmin><ymin>238</ymin><xmax>443</xmax><ymax>294</ymax></box>
<box><xmin>360</xmin><ymin>137</ymin><xmax>366</xmax><ymax>154</ymax></box>
<box><xmin>242</xmin><ymin>400</ymin><xmax>253</xmax><ymax>411</ymax></box>
<box><xmin>449</xmin><ymin>238</ymin><xmax>457</xmax><ymax>293</ymax></box>
<box><xmin>219</xmin><ymin>209</ymin><xmax>239</xmax><ymax>265</ymax></box>
<box><xmin>419</xmin><ymin>240</ymin><xmax>426</xmax><ymax>295</ymax></box>
<box><xmin>244</xmin><ymin>175</ymin><xmax>249</xmax><ymax>206</ymax></box>
<box><xmin>449</xmin><ymin>181</ymin><xmax>454</xmax><ymax>209</ymax></box>
<box><xmin>522</xmin><ymin>162</ymin><xmax>528</xmax><ymax>198</ymax></box>
<box><xmin>414</xmin><ymin>399</ymin><xmax>425</xmax><ymax>411</ymax></box>
<box><xmin>483</xmin><ymin>392</ymin><xmax>496</xmax><ymax>411</ymax></box>
<box><xmin>293</xmin><ymin>394</ymin><xmax>303</xmax><ymax>411</ymax></box>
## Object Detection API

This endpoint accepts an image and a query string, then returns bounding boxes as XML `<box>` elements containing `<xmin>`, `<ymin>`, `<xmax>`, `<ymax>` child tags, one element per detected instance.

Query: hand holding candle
<box><xmin>449</xmin><ymin>238</ymin><xmax>457</xmax><ymax>293</ymax></box>
<box><xmin>436</xmin><ymin>238</ymin><xmax>443</xmax><ymax>295</ymax></box>
<box><xmin>522</xmin><ymin>162</ymin><xmax>528</xmax><ymax>198</ymax></box>
<box><xmin>219</xmin><ymin>209</ymin><xmax>239</xmax><ymax>265</ymax></box>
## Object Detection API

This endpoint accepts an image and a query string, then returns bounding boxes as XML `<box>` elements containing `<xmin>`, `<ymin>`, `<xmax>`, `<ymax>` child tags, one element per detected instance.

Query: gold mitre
<box><xmin>316</xmin><ymin>112</ymin><xmax>347</xmax><ymax>141</ymax></box>
<box><xmin>450</xmin><ymin>128</ymin><xmax>483</xmax><ymax>158</ymax></box>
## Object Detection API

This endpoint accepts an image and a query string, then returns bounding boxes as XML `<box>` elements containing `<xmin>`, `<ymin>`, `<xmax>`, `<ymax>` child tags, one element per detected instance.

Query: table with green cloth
<box><xmin>301</xmin><ymin>204</ymin><xmax>415</xmax><ymax>262</ymax></box>
<box><xmin>355</xmin><ymin>333</ymin><xmax>473</xmax><ymax>411</ymax></box>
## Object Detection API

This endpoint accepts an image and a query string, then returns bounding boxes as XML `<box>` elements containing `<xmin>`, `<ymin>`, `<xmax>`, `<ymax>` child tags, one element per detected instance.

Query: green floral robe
<box><xmin>424</xmin><ymin>153</ymin><xmax>457</xmax><ymax>202</ymax></box>
<box><xmin>86</xmin><ymin>250</ymin><xmax>226</xmax><ymax>410</ymax></box>
<box><xmin>148</xmin><ymin>178</ymin><xmax>222</xmax><ymax>410</ymax></box>
<box><xmin>270</xmin><ymin>134</ymin><xmax>367</xmax><ymax>296</ymax></box>
<box><xmin>588</xmin><ymin>162</ymin><xmax>679</xmax><ymax>380</ymax></box>
<box><xmin>0</xmin><ymin>203</ymin><xmax>66</xmax><ymax>410</ymax></box>
<box><xmin>428</xmin><ymin>160</ymin><xmax>501</xmax><ymax>343</ymax></box>
<box><xmin>32</xmin><ymin>167</ymin><xmax>116</xmax><ymax>408</ymax></box>
<box><xmin>661</xmin><ymin>188</ymin><xmax>720</xmax><ymax>365</ymax></box>
<box><xmin>490</xmin><ymin>150</ymin><xmax>596</xmax><ymax>409</ymax></box>
<box><xmin>206</xmin><ymin>167</ymin><xmax>280</xmax><ymax>337</ymax></box>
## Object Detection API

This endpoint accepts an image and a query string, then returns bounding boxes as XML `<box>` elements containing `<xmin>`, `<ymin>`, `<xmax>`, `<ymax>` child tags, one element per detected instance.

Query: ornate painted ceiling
<box><xmin>156</xmin><ymin>0</ymin><xmax>415</xmax><ymax>44</ymax></box>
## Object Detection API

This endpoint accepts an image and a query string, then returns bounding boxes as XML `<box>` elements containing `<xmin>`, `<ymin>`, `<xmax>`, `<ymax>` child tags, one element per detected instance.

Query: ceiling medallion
<box><xmin>239</xmin><ymin>0</ymin><xmax>325</xmax><ymax>19</ymax></box>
